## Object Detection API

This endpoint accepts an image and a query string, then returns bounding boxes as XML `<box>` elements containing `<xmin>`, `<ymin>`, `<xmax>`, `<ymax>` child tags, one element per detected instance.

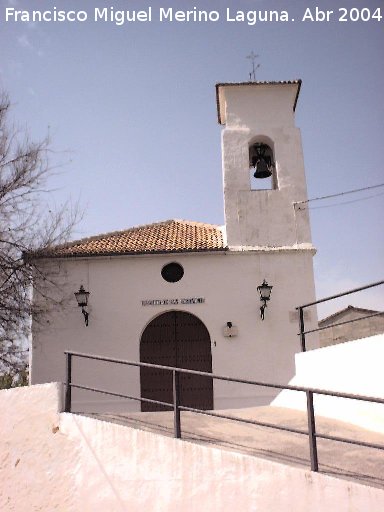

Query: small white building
<box><xmin>30</xmin><ymin>80</ymin><xmax>319</xmax><ymax>412</ymax></box>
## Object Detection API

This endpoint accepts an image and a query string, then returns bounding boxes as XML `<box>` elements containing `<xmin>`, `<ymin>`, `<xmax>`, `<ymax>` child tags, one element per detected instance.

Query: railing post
<box><xmin>64</xmin><ymin>352</ymin><xmax>72</xmax><ymax>413</ymax></box>
<box><xmin>306</xmin><ymin>390</ymin><xmax>319</xmax><ymax>472</ymax></box>
<box><xmin>173</xmin><ymin>369</ymin><xmax>181</xmax><ymax>439</ymax></box>
<box><xmin>299</xmin><ymin>307</ymin><xmax>307</xmax><ymax>352</ymax></box>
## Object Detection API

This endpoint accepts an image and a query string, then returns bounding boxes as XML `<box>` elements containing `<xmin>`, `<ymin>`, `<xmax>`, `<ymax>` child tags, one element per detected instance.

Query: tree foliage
<box><xmin>0</xmin><ymin>92</ymin><xmax>78</xmax><ymax>379</ymax></box>
<box><xmin>0</xmin><ymin>367</ymin><xmax>29</xmax><ymax>390</ymax></box>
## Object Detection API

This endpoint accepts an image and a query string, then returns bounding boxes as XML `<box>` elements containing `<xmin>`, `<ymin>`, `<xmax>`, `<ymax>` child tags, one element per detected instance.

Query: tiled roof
<box><xmin>30</xmin><ymin>220</ymin><xmax>226</xmax><ymax>259</ymax></box>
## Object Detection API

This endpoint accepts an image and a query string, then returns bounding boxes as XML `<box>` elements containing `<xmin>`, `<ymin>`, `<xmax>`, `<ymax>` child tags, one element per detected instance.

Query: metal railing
<box><xmin>297</xmin><ymin>279</ymin><xmax>384</xmax><ymax>352</ymax></box>
<box><xmin>64</xmin><ymin>350</ymin><xmax>384</xmax><ymax>473</ymax></box>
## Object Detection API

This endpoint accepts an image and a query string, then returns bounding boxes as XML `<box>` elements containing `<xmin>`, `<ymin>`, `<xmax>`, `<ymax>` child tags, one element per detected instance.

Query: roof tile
<box><xmin>32</xmin><ymin>220</ymin><xmax>225</xmax><ymax>258</ymax></box>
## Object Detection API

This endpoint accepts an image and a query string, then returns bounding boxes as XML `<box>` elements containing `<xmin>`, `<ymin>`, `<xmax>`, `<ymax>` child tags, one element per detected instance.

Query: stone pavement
<box><xmin>86</xmin><ymin>406</ymin><xmax>384</xmax><ymax>489</ymax></box>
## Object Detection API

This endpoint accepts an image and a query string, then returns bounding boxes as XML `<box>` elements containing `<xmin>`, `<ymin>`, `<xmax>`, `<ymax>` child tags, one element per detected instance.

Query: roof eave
<box><xmin>29</xmin><ymin>247</ymin><xmax>229</xmax><ymax>261</ymax></box>
<box><xmin>215</xmin><ymin>80</ymin><xmax>302</xmax><ymax>124</ymax></box>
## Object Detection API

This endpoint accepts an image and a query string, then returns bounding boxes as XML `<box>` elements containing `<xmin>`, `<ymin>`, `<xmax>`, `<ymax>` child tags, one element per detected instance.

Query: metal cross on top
<box><xmin>246</xmin><ymin>51</ymin><xmax>260</xmax><ymax>81</ymax></box>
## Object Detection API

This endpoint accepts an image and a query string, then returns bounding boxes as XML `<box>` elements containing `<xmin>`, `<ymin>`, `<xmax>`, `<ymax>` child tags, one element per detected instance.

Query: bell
<box><xmin>253</xmin><ymin>159</ymin><xmax>272</xmax><ymax>179</ymax></box>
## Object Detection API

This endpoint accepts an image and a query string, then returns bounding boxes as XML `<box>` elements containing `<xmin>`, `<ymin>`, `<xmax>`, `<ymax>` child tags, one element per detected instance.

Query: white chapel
<box><xmin>30</xmin><ymin>80</ymin><xmax>319</xmax><ymax>413</ymax></box>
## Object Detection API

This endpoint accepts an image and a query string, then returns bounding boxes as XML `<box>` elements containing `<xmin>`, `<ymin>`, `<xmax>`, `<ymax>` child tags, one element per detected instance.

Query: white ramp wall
<box><xmin>271</xmin><ymin>334</ymin><xmax>384</xmax><ymax>433</ymax></box>
<box><xmin>1</xmin><ymin>383</ymin><xmax>383</xmax><ymax>511</ymax></box>
<box><xmin>0</xmin><ymin>383</ymin><xmax>79</xmax><ymax>511</ymax></box>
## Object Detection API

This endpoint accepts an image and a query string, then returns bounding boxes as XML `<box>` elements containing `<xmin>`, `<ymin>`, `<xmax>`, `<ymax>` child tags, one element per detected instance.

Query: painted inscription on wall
<box><xmin>141</xmin><ymin>297</ymin><xmax>205</xmax><ymax>306</ymax></box>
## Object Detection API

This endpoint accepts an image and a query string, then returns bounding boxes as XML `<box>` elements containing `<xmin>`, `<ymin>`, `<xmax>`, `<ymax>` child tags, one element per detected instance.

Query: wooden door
<box><xmin>140</xmin><ymin>311</ymin><xmax>213</xmax><ymax>412</ymax></box>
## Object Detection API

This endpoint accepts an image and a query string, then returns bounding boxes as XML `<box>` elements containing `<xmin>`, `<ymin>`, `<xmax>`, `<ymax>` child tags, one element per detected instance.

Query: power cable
<box><xmin>308</xmin><ymin>190</ymin><xmax>384</xmax><ymax>210</ymax></box>
<box><xmin>294</xmin><ymin>182</ymin><xmax>384</xmax><ymax>207</ymax></box>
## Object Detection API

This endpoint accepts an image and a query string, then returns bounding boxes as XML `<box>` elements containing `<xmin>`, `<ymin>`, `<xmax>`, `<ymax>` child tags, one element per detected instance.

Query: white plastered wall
<box><xmin>0</xmin><ymin>383</ymin><xmax>79</xmax><ymax>511</ymax></box>
<box><xmin>271</xmin><ymin>334</ymin><xmax>384</xmax><ymax>433</ymax></box>
<box><xmin>31</xmin><ymin>248</ymin><xmax>318</xmax><ymax>412</ymax></box>
<box><xmin>1</xmin><ymin>383</ymin><xmax>383</xmax><ymax>512</ymax></box>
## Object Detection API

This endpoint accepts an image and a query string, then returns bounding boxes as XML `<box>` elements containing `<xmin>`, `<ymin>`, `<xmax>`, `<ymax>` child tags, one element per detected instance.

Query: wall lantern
<box><xmin>74</xmin><ymin>285</ymin><xmax>90</xmax><ymax>326</ymax></box>
<box><xmin>257</xmin><ymin>279</ymin><xmax>273</xmax><ymax>320</ymax></box>
<box><xmin>249</xmin><ymin>143</ymin><xmax>274</xmax><ymax>179</ymax></box>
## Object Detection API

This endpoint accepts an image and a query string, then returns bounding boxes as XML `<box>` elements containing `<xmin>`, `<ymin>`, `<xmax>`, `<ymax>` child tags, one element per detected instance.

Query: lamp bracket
<box><xmin>82</xmin><ymin>307</ymin><xmax>89</xmax><ymax>327</ymax></box>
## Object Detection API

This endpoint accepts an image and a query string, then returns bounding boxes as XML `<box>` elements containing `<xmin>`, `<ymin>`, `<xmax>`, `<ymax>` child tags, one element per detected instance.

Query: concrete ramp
<box><xmin>88</xmin><ymin>405</ymin><xmax>384</xmax><ymax>489</ymax></box>
<box><xmin>1</xmin><ymin>383</ymin><xmax>384</xmax><ymax>511</ymax></box>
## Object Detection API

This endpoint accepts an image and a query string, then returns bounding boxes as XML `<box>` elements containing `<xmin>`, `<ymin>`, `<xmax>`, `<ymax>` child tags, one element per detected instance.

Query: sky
<box><xmin>1</xmin><ymin>0</ymin><xmax>383</xmax><ymax>317</ymax></box>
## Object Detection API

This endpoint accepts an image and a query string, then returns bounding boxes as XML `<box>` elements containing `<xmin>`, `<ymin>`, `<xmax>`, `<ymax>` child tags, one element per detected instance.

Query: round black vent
<box><xmin>161</xmin><ymin>262</ymin><xmax>184</xmax><ymax>283</ymax></box>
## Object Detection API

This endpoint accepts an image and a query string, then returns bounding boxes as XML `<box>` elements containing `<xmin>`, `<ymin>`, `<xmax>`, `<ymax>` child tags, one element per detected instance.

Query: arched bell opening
<box><xmin>248</xmin><ymin>140</ymin><xmax>277</xmax><ymax>190</ymax></box>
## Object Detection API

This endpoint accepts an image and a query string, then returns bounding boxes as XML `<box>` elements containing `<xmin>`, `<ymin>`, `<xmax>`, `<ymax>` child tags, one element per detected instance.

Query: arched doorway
<box><xmin>140</xmin><ymin>311</ymin><xmax>213</xmax><ymax>412</ymax></box>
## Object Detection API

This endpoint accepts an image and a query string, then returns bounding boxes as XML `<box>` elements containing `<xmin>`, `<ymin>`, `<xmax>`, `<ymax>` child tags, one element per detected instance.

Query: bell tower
<box><xmin>216</xmin><ymin>81</ymin><xmax>313</xmax><ymax>250</ymax></box>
